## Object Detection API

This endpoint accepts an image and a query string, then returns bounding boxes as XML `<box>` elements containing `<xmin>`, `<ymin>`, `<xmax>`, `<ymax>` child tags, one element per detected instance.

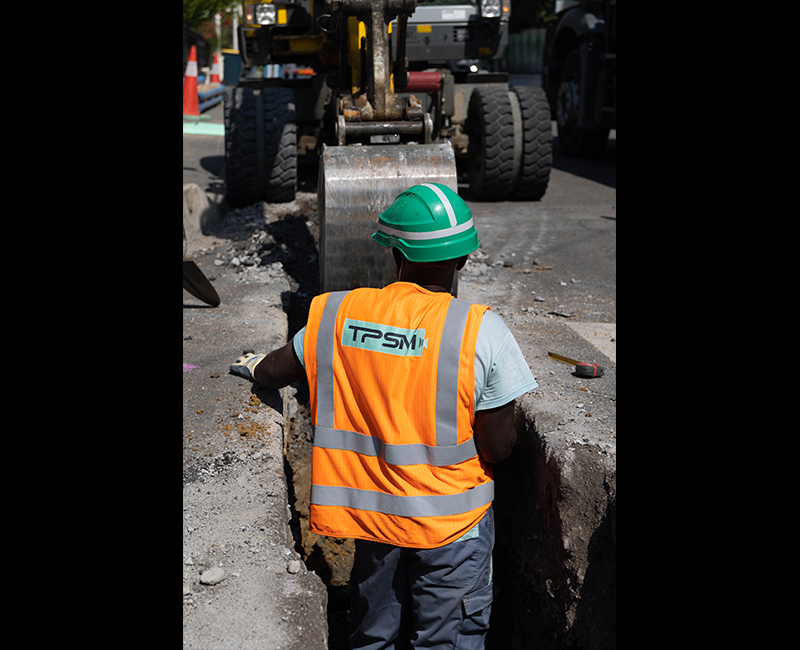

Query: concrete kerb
<box><xmin>183</xmin><ymin>259</ymin><xmax>329</xmax><ymax>649</ymax></box>
<box><xmin>182</xmin><ymin>403</ymin><xmax>329</xmax><ymax>649</ymax></box>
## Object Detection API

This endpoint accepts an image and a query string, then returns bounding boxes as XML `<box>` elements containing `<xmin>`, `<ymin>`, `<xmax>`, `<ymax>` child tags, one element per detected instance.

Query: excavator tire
<box><xmin>260</xmin><ymin>88</ymin><xmax>296</xmax><ymax>203</ymax></box>
<box><xmin>224</xmin><ymin>86</ymin><xmax>258</xmax><ymax>208</ymax></box>
<box><xmin>508</xmin><ymin>86</ymin><xmax>552</xmax><ymax>200</ymax></box>
<box><xmin>466</xmin><ymin>87</ymin><xmax>516</xmax><ymax>200</ymax></box>
<box><xmin>224</xmin><ymin>86</ymin><xmax>296</xmax><ymax>207</ymax></box>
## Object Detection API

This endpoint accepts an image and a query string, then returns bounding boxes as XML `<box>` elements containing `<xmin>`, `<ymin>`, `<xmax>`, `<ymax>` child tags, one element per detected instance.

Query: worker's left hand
<box><xmin>229</xmin><ymin>352</ymin><xmax>266</xmax><ymax>382</ymax></box>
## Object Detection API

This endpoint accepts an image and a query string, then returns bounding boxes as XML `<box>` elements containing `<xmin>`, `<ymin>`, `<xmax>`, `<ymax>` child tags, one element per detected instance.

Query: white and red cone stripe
<box><xmin>183</xmin><ymin>45</ymin><xmax>200</xmax><ymax>116</ymax></box>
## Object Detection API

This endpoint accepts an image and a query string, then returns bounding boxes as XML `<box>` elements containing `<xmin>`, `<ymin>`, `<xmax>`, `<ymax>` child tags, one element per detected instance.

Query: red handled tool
<box><xmin>547</xmin><ymin>352</ymin><xmax>604</xmax><ymax>378</ymax></box>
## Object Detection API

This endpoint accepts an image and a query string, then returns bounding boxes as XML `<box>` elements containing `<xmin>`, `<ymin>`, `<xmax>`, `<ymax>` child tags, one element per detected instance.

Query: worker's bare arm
<box><xmin>473</xmin><ymin>401</ymin><xmax>517</xmax><ymax>464</ymax></box>
<box><xmin>254</xmin><ymin>341</ymin><xmax>306</xmax><ymax>389</ymax></box>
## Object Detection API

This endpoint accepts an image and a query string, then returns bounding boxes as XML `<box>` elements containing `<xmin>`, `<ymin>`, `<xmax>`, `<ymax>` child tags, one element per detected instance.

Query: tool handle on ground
<box><xmin>575</xmin><ymin>362</ymin><xmax>604</xmax><ymax>378</ymax></box>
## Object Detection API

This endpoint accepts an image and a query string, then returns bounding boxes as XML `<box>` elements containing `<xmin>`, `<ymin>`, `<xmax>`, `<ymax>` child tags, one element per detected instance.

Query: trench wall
<box><xmin>489</xmin><ymin>396</ymin><xmax>616</xmax><ymax>650</ymax></box>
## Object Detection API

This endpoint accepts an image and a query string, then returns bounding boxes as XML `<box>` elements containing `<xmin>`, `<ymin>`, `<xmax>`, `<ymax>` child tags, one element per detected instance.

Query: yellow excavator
<box><xmin>225</xmin><ymin>0</ymin><xmax>552</xmax><ymax>292</ymax></box>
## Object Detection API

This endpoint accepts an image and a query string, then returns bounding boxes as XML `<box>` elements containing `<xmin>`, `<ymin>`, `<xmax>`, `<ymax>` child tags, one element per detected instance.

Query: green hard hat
<box><xmin>372</xmin><ymin>183</ymin><xmax>480</xmax><ymax>262</ymax></box>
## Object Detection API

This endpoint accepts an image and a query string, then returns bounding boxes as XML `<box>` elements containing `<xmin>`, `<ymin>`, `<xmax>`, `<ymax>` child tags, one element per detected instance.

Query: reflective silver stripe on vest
<box><xmin>314</xmin><ymin>291</ymin><xmax>350</xmax><ymax>430</ymax></box>
<box><xmin>311</xmin><ymin>481</ymin><xmax>494</xmax><ymax>518</ymax></box>
<box><xmin>436</xmin><ymin>298</ymin><xmax>471</xmax><ymax>448</ymax></box>
<box><xmin>313</xmin><ymin>426</ymin><xmax>478</xmax><ymax>467</ymax></box>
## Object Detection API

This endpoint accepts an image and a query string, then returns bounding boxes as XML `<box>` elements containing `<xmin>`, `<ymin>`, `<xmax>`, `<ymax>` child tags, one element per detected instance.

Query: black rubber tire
<box><xmin>224</xmin><ymin>86</ymin><xmax>260</xmax><ymax>208</ymax></box>
<box><xmin>260</xmin><ymin>88</ymin><xmax>296</xmax><ymax>203</ymax></box>
<box><xmin>509</xmin><ymin>86</ymin><xmax>552</xmax><ymax>200</ymax></box>
<box><xmin>466</xmin><ymin>87</ymin><xmax>515</xmax><ymax>201</ymax></box>
<box><xmin>557</xmin><ymin>50</ymin><xmax>609</xmax><ymax>158</ymax></box>
<box><xmin>224</xmin><ymin>86</ymin><xmax>296</xmax><ymax>207</ymax></box>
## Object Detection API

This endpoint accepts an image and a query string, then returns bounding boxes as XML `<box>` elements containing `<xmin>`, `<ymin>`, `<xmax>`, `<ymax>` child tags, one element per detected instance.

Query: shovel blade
<box><xmin>183</xmin><ymin>260</ymin><xmax>220</xmax><ymax>307</ymax></box>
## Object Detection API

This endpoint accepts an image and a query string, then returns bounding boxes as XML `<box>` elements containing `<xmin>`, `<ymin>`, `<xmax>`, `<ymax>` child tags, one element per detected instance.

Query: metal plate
<box><xmin>318</xmin><ymin>142</ymin><xmax>458</xmax><ymax>292</ymax></box>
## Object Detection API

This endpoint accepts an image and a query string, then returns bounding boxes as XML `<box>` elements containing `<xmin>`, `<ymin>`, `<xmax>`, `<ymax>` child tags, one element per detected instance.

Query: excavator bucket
<box><xmin>318</xmin><ymin>142</ymin><xmax>458</xmax><ymax>292</ymax></box>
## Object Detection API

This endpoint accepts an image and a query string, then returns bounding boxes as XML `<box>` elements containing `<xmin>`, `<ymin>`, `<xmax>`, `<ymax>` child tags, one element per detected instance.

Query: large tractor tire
<box><xmin>556</xmin><ymin>50</ymin><xmax>609</xmax><ymax>157</ymax></box>
<box><xmin>466</xmin><ymin>87</ymin><xmax>515</xmax><ymax>200</ymax></box>
<box><xmin>224</xmin><ymin>86</ymin><xmax>259</xmax><ymax>208</ymax></box>
<box><xmin>224</xmin><ymin>86</ymin><xmax>297</xmax><ymax>207</ymax></box>
<box><xmin>508</xmin><ymin>86</ymin><xmax>552</xmax><ymax>200</ymax></box>
<box><xmin>260</xmin><ymin>88</ymin><xmax>296</xmax><ymax>203</ymax></box>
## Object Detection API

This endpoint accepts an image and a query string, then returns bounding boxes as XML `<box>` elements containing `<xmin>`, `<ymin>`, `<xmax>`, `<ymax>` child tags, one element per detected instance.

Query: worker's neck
<box><xmin>393</xmin><ymin>250</ymin><xmax>457</xmax><ymax>294</ymax></box>
<box><xmin>397</xmin><ymin>272</ymin><xmax>453</xmax><ymax>294</ymax></box>
<box><xmin>418</xmin><ymin>283</ymin><xmax>449</xmax><ymax>293</ymax></box>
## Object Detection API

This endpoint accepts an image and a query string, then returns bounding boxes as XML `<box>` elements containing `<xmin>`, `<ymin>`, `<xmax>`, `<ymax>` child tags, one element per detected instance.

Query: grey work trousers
<box><xmin>348</xmin><ymin>506</ymin><xmax>495</xmax><ymax>650</ymax></box>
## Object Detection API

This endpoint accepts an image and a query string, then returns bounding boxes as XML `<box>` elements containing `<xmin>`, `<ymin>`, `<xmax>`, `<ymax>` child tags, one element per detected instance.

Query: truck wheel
<box><xmin>224</xmin><ymin>86</ymin><xmax>260</xmax><ymax>208</ymax></box>
<box><xmin>509</xmin><ymin>86</ymin><xmax>552</xmax><ymax>200</ymax></box>
<box><xmin>261</xmin><ymin>88</ymin><xmax>297</xmax><ymax>203</ymax></box>
<box><xmin>224</xmin><ymin>86</ymin><xmax>297</xmax><ymax>208</ymax></box>
<box><xmin>466</xmin><ymin>87</ymin><xmax>515</xmax><ymax>200</ymax></box>
<box><xmin>556</xmin><ymin>50</ymin><xmax>609</xmax><ymax>157</ymax></box>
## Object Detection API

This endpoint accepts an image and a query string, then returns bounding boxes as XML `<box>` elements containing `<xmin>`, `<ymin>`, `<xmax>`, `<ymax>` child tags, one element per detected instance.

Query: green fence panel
<box><xmin>505</xmin><ymin>28</ymin><xmax>547</xmax><ymax>74</ymax></box>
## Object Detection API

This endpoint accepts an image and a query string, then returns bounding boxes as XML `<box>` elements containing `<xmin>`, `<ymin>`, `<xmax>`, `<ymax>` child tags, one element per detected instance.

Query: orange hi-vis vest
<box><xmin>304</xmin><ymin>282</ymin><xmax>493</xmax><ymax>549</ymax></box>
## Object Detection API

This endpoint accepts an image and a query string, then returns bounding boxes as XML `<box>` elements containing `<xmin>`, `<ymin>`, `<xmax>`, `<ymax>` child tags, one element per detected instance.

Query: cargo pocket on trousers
<box><xmin>457</xmin><ymin>582</ymin><xmax>493</xmax><ymax>647</ymax></box>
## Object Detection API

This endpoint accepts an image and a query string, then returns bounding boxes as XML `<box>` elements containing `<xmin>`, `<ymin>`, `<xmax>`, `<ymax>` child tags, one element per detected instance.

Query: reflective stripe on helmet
<box><xmin>375</xmin><ymin>217</ymin><xmax>476</xmax><ymax>241</ymax></box>
<box><xmin>421</xmin><ymin>183</ymin><xmax>457</xmax><ymax>227</ymax></box>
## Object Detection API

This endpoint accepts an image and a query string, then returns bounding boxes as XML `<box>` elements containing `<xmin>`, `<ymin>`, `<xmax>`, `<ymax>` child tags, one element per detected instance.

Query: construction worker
<box><xmin>230</xmin><ymin>183</ymin><xmax>537</xmax><ymax>649</ymax></box>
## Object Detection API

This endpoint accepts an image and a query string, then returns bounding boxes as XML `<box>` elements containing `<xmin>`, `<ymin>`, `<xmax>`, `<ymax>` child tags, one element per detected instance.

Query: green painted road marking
<box><xmin>183</xmin><ymin>121</ymin><xmax>225</xmax><ymax>136</ymax></box>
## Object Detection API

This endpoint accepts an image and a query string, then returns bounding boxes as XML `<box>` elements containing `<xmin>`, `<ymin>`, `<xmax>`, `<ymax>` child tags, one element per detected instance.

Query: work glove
<box><xmin>229</xmin><ymin>352</ymin><xmax>266</xmax><ymax>382</ymax></box>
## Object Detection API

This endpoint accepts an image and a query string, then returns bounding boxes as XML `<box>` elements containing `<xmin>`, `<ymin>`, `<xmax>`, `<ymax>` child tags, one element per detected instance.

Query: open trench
<box><xmin>255</xmin><ymin>181</ymin><xmax>614</xmax><ymax>650</ymax></box>
<box><xmin>251</xmin><ymin>186</ymin><xmax>354</xmax><ymax>649</ymax></box>
<box><xmin>283</xmin><ymin>380</ymin><xmax>354</xmax><ymax>649</ymax></box>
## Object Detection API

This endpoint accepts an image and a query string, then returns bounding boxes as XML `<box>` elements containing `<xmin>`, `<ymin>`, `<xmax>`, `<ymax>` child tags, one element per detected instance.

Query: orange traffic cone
<box><xmin>210</xmin><ymin>51</ymin><xmax>221</xmax><ymax>84</ymax></box>
<box><xmin>183</xmin><ymin>45</ymin><xmax>200</xmax><ymax>116</ymax></box>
